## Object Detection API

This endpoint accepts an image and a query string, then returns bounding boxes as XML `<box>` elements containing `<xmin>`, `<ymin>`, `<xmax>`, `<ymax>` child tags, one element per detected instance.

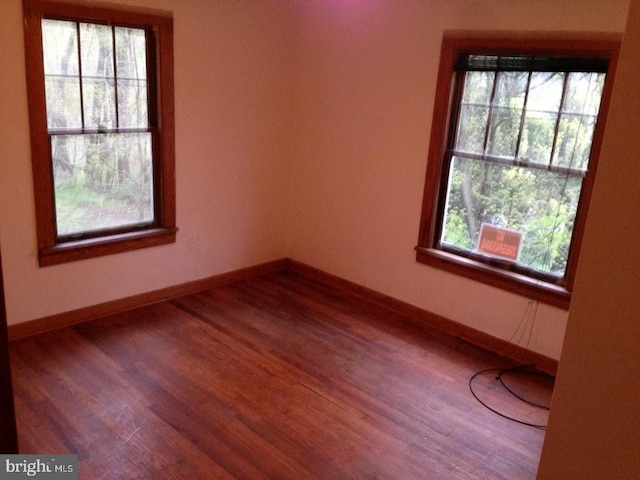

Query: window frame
<box><xmin>416</xmin><ymin>32</ymin><xmax>620</xmax><ymax>309</ymax></box>
<box><xmin>24</xmin><ymin>0</ymin><xmax>176</xmax><ymax>267</ymax></box>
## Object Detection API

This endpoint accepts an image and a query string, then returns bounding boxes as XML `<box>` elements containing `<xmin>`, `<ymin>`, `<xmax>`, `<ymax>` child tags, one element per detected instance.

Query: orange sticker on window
<box><xmin>477</xmin><ymin>223</ymin><xmax>523</xmax><ymax>261</ymax></box>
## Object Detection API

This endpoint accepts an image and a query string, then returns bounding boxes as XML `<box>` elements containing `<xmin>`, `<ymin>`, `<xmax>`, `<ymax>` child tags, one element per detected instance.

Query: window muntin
<box><xmin>24</xmin><ymin>0</ymin><xmax>176</xmax><ymax>266</ymax></box>
<box><xmin>440</xmin><ymin>60</ymin><xmax>606</xmax><ymax>281</ymax></box>
<box><xmin>416</xmin><ymin>35</ymin><xmax>619</xmax><ymax>307</ymax></box>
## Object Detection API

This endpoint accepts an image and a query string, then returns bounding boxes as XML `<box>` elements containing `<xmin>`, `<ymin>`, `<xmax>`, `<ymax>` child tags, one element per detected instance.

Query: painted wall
<box><xmin>0</xmin><ymin>0</ymin><xmax>631</xmax><ymax>363</ymax></box>
<box><xmin>287</xmin><ymin>0</ymin><xmax>629</xmax><ymax>360</ymax></box>
<box><xmin>0</xmin><ymin>0</ymin><xmax>294</xmax><ymax>325</ymax></box>
<box><xmin>538</xmin><ymin>0</ymin><xmax>640</xmax><ymax>476</ymax></box>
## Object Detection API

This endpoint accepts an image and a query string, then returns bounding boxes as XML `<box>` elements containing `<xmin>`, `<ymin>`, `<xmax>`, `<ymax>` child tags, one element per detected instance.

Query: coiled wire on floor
<box><xmin>469</xmin><ymin>364</ymin><xmax>554</xmax><ymax>430</ymax></box>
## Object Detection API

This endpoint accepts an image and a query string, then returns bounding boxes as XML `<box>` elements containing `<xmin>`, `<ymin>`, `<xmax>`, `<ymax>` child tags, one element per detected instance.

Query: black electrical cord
<box><xmin>496</xmin><ymin>367</ymin><xmax>552</xmax><ymax>410</ymax></box>
<box><xmin>468</xmin><ymin>365</ymin><xmax>553</xmax><ymax>430</ymax></box>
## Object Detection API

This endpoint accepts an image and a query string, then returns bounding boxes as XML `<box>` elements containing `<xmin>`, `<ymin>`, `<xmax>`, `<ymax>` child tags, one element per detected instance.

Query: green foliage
<box><xmin>442</xmin><ymin>157</ymin><xmax>581</xmax><ymax>277</ymax></box>
<box><xmin>55</xmin><ymin>179</ymin><xmax>152</xmax><ymax>235</ymax></box>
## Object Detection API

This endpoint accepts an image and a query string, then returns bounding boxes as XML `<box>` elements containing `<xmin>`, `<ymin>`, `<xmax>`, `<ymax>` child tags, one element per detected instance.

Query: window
<box><xmin>24</xmin><ymin>0</ymin><xmax>176</xmax><ymax>266</ymax></box>
<box><xmin>416</xmin><ymin>34</ymin><xmax>620</xmax><ymax>308</ymax></box>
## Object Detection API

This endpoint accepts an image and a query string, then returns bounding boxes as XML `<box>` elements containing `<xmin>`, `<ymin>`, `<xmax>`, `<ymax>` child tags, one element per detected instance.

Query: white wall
<box><xmin>287</xmin><ymin>0</ymin><xmax>629</xmax><ymax>360</ymax></box>
<box><xmin>0</xmin><ymin>0</ymin><xmax>294</xmax><ymax>325</ymax></box>
<box><xmin>538</xmin><ymin>0</ymin><xmax>640</xmax><ymax>476</ymax></box>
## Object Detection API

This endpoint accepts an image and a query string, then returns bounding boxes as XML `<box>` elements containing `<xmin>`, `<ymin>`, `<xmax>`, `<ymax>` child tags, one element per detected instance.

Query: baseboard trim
<box><xmin>284</xmin><ymin>260</ymin><xmax>558</xmax><ymax>376</ymax></box>
<box><xmin>8</xmin><ymin>258</ymin><xmax>288</xmax><ymax>341</ymax></box>
<box><xmin>9</xmin><ymin>257</ymin><xmax>558</xmax><ymax>375</ymax></box>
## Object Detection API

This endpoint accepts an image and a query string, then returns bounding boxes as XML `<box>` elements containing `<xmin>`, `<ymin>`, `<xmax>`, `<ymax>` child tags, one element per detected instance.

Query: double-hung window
<box><xmin>24</xmin><ymin>0</ymin><xmax>176</xmax><ymax>266</ymax></box>
<box><xmin>416</xmin><ymin>34</ymin><xmax>619</xmax><ymax>308</ymax></box>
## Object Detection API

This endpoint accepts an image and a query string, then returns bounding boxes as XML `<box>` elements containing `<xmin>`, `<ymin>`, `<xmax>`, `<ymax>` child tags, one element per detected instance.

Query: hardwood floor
<box><xmin>9</xmin><ymin>269</ymin><xmax>553</xmax><ymax>479</ymax></box>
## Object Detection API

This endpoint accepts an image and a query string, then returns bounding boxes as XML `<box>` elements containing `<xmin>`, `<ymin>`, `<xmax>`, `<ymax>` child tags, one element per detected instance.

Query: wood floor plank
<box><xmin>9</xmin><ymin>270</ymin><xmax>551</xmax><ymax>479</ymax></box>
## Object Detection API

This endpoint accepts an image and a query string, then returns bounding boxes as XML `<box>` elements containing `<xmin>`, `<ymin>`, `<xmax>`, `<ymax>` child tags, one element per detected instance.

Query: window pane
<box><xmin>42</xmin><ymin>20</ymin><xmax>82</xmax><ymax>129</ymax></box>
<box><xmin>42</xmin><ymin>20</ymin><xmax>79</xmax><ymax>76</ymax></box>
<box><xmin>51</xmin><ymin>133</ymin><xmax>154</xmax><ymax>237</ymax></box>
<box><xmin>486</xmin><ymin>72</ymin><xmax>528</xmax><ymax>158</ymax></box>
<box><xmin>456</xmin><ymin>105</ymin><xmax>489</xmax><ymax>153</ymax></box>
<box><xmin>462</xmin><ymin>71</ymin><xmax>494</xmax><ymax>104</ymax></box>
<box><xmin>115</xmin><ymin>27</ymin><xmax>147</xmax><ymax>80</ymax></box>
<box><xmin>45</xmin><ymin>77</ymin><xmax>82</xmax><ymax>129</ymax></box>
<box><xmin>80</xmin><ymin>23</ymin><xmax>116</xmax><ymax>129</ymax></box>
<box><xmin>518</xmin><ymin>72</ymin><xmax>563</xmax><ymax>165</ymax></box>
<box><xmin>82</xmin><ymin>78</ymin><xmax>117</xmax><ymax>129</ymax></box>
<box><xmin>520</xmin><ymin>111</ymin><xmax>557</xmax><ymax>165</ymax></box>
<box><xmin>487</xmin><ymin>106</ymin><xmax>520</xmax><ymax>157</ymax></box>
<box><xmin>553</xmin><ymin>114</ymin><xmax>597</xmax><ymax>170</ymax></box>
<box><xmin>455</xmin><ymin>72</ymin><xmax>494</xmax><ymax>153</ymax></box>
<box><xmin>441</xmin><ymin>156</ymin><xmax>582</xmax><ymax>277</ymax></box>
<box><xmin>563</xmin><ymin>72</ymin><xmax>605</xmax><ymax>116</ymax></box>
<box><xmin>79</xmin><ymin>23</ymin><xmax>114</xmax><ymax>77</ymax></box>
<box><xmin>527</xmin><ymin>72</ymin><xmax>563</xmax><ymax>112</ymax></box>
<box><xmin>117</xmin><ymin>79</ymin><xmax>148</xmax><ymax>128</ymax></box>
<box><xmin>553</xmin><ymin>72</ymin><xmax>604</xmax><ymax>170</ymax></box>
<box><xmin>115</xmin><ymin>27</ymin><xmax>148</xmax><ymax>128</ymax></box>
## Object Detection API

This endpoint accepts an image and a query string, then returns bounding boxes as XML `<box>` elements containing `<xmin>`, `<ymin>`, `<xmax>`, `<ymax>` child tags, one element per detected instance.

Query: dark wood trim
<box><xmin>8</xmin><ymin>259</ymin><xmax>288</xmax><ymax>341</ymax></box>
<box><xmin>23</xmin><ymin>0</ymin><xmax>173</xmax><ymax>25</ymax></box>
<box><xmin>39</xmin><ymin>227</ymin><xmax>177</xmax><ymax>266</ymax></box>
<box><xmin>416</xmin><ymin>247</ymin><xmax>571</xmax><ymax>310</ymax></box>
<box><xmin>24</xmin><ymin>0</ymin><xmax>55</xmax><ymax>251</ymax></box>
<box><xmin>285</xmin><ymin>260</ymin><xmax>558</xmax><ymax>376</ymax></box>
<box><xmin>0</xmin><ymin>251</ymin><xmax>19</xmax><ymax>453</ymax></box>
<box><xmin>416</xmin><ymin>31</ymin><xmax>621</xmax><ymax>309</ymax></box>
<box><xmin>157</xmin><ymin>14</ymin><xmax>176</xmax><ymax>228</ymax></box>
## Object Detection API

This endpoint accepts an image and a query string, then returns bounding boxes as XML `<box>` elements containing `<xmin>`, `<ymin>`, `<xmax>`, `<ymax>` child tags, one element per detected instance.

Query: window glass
<box><xmin>553</xmin><ymin>73</ymin><xmax>604</xmax><ymax>170</ymax></box>
<box><xmin>79</xmin><ymin>23</ymin><xmax>116</xmax><ymax>129</ymax></box>
<box><xmin>486</xmin><ymin>72</ymin><xmax>527</xmax><ymax>158</ymax></box>
<box><xmin>115</xmin><ymin>27</ymin><xmax>148</xmax><ymax>128</ymax></box>
<box><xmin>440</xmin><ymin>55</ymin><xmax>606</xmax><ymax>281</ymax></box>
<box><xmin>456</xmin><ymin>71</ymin><xmax>494</xmax><ymax>153</ymax></box>
<box><xmin>51</xmin><ymin>133</ymin><xmax>154</xmax><ymax>237</ymax></box>
<box><xmin>520</xmin><ymin>72</ymin><xmax>563</xmax><ymax>165</ymax></box>
<box><xmin>42</xmin><ymin>20</ymin><xmax>82</xmax><ymax>130</ymax></box>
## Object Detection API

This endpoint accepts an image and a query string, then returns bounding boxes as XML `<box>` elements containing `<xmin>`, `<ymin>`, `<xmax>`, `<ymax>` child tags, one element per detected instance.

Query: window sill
<box><xmin>415</xmin><ymin>247</ymin><xmax>571</xmax><ymax>309</ymax></box>
<box><xmin>39</xmin><ymin>227</ymin><xmax>178</xmax><ymax>267</ymax></box>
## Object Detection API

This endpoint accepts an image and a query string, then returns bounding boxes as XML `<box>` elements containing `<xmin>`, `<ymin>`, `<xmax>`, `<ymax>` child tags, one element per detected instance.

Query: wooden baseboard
<box><xmin>284</xmin><ymin>260</ymin><xmax>558</xmax><ymax>376</ymax></box>
<box><xmin>8</xmin><ymin>256</ymin><xmax>557</xmax><ymax>375</ymax></box>
<box><xmin>8</xmin><ymin>259</ymin><xmax>288</xmax><ymax>341</ymax></box>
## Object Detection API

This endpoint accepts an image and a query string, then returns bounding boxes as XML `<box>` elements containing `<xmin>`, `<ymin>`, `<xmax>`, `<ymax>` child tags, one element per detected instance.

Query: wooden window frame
<box><xmin>415</xmin><ymin>32</ymin><xmax>620</xmax><ymax>309</ymax></box>
<box><xmin>24</xmin><ymin>0</ymin><xmax>176</xmax><ymax>267</ymax></box>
